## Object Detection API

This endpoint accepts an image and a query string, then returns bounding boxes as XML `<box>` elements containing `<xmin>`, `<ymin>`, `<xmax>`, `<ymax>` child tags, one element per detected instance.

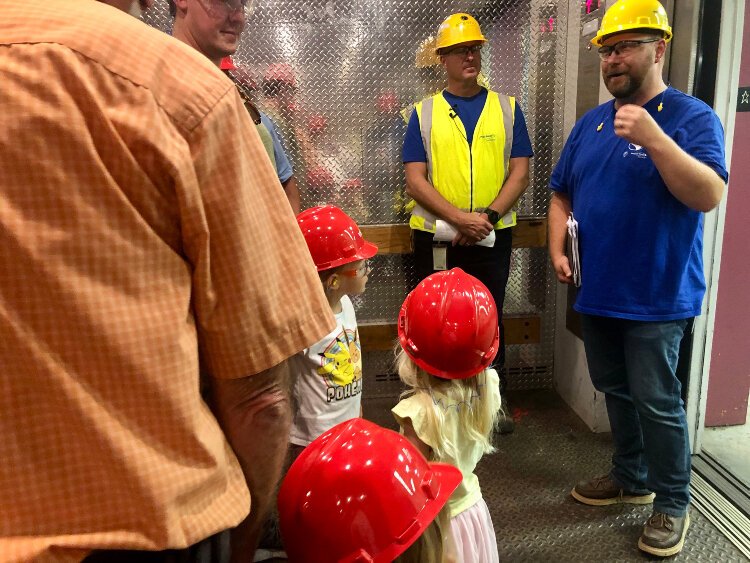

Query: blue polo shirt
<box><xmin>402</xmin><ymin>88</ymin><xmax>534</xmax><ymax>162</ymax></box>
<box><xmin>550</xmin><ymin>87</ymin><xmax>728</xmax><ymax>321</ymax></box>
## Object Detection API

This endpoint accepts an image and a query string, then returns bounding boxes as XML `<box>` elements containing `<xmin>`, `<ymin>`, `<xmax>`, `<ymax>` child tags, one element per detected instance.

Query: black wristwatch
<box><xmin>479</xmin><ymin>207</ymin><xmax>501</xmax><ymax>225</ymax></box>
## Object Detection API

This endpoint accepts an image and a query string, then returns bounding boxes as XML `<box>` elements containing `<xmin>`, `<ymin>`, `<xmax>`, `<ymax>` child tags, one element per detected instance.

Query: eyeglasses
<box><xmin>446</xmin><ymin>44</ymin><xmax>483</xmax><ymax>57</ymax></box>
<box><xmin>597</xmin><ymin>38</ymin><xmax>660</xmax><ymax>60</ymax></box>
<box><xmin>198</xmin><ymin>0</ymin><xmax>250</xmax><ymax>18</ymax></box>
<box><xmin>339</xmin><ymin>260</ymin><xmax>372</xmax><ymax>278</ymax></box>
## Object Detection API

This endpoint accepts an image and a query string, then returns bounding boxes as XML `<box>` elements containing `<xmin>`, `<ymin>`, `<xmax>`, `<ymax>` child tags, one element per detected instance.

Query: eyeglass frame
<box><xmin>339</xmin><ymin>260</ymin><xmax>372</xmax><ymax>278</ymax></box>
<box><xmin>596</xmin><ymin>38</ymin><xmax>660</xmax><ymax>60</ymax></box>
<box><xmin>443</xmin><ymin>44</ymin><xmax>483</xmax><ymax>57</ymax></box>
<box><xmin>197</xmin><ymin>0</ymin><xmax>250</xmax><ymax>18</ymax></box>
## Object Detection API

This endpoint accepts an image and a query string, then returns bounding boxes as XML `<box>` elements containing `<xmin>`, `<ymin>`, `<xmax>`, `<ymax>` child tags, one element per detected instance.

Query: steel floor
<box><xmin>363</xmin><ymin>390</ymin><xmax>747</xmax><ymax>562</ymax></box>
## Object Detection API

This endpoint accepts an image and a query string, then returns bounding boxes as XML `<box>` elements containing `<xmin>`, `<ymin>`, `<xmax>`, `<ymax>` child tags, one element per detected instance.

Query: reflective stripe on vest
<box><xmin>410</xmin><ymin>90</ymin><xmax>516</xmax><ymax>233</ymax></box>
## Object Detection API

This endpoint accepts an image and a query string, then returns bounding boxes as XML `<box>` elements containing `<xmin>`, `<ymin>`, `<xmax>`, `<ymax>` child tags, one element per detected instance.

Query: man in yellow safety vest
<box><xmin>402</xmin><ymin>13</ymin><xmax>533</xmax><ymax>432</ymax></box>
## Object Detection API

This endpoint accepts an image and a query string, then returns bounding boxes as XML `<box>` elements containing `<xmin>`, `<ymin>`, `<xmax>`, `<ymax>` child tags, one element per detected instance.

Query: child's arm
<box><xmin>401</xmin><ymin>417</ymin><xmax>432</xmax><ymax>460</ymax></box>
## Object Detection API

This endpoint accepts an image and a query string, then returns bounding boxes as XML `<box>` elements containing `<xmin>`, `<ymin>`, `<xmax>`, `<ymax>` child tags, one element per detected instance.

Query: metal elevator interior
<box><xmin>145</xmin><ymin>0</ymin><xmax>568</xmax><ymax>396</ymax></box>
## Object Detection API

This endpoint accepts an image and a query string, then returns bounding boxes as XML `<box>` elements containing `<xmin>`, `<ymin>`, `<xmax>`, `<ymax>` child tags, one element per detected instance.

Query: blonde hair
<box><xmin>394</xmin><ymin>505</ymin><xmax>454</xmax><ymax>563</ymax></box>
<box><xmin>395</xmin><ymin>347</ymin><xmax>501</xmax><ymax>461</ymax></box>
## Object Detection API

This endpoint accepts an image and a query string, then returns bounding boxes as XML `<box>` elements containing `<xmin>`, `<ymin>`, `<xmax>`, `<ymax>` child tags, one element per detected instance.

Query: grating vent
<box><xmin>504</xmin><ymin>364</ymin><xmax>552</xmax><ymax>390</ymax></box>
<box><xmin>375</xmin><ymin>372</ymin><xmax>400</xmax><ymax>383</ymax></box>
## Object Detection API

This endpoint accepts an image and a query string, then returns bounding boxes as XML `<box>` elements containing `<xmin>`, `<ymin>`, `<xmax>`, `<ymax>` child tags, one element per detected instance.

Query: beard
<box><xmin>604</xmin><ymin>71</ymin><xmax>645</xmax><ymax>100</ymax></box>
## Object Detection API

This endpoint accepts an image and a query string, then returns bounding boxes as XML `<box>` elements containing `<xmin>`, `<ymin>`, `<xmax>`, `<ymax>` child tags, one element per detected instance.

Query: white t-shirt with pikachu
<box><xmin>289</xmin><ymin>295</ymin><xmax>363</xmax><ymax>446</ymax></box>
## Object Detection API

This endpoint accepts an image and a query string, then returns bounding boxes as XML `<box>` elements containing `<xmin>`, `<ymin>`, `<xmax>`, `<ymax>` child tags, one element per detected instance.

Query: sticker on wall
<box><xmin>738</xmin><ymin>87</ymin><xmax>750</xmax><ymax>112</ymax></box>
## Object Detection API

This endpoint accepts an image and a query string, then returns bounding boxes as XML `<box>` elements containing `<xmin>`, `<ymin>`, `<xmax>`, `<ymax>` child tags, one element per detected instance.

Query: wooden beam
<box><xmin>358</xmin><ymin>323</ymin><xmax>400</xmax><ymax>353</ymax></box>
<box><xmin>511</xmin><ymin>218</ymin><xmax>547</xmax><ymax>249</ymax></box>
<box><xmin>359</xmin><ymin>315</ymin><xmax>541</xmax><ymax>352</ymax></box>
<box><xmin>360</xmin><ymin>218</ymin><xmax>547</xmax><ymax>255</ymax></box>
<box><xmin>360</xmin><ymin>224</ymin><xmax>413</xmax><ymax>254</ymax></box>
<box><xmin>506</xmin><ymin>315</ymin><xmax>541</xmax><ymax>345</ymax></box>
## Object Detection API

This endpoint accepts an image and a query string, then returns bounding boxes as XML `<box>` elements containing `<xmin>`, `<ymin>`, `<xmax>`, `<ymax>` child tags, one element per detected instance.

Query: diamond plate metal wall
<box><xmin>144</xmin><ymin>0</ymin><xmax>568</xmax><ymax>394</ymax></box>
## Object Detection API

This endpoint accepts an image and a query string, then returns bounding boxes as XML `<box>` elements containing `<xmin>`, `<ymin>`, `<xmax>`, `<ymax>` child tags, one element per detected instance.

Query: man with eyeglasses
<box><xmin>0</xmin><ymin>0</ymin><xmax>334</xmax><ymax>561</ymax></box>
<box><xmin>170</xmin><ymin>0</ymin><xmax>248</xmax><ymax>66</ymax></box>
<box><xmin>548</xmin><ymin>0</ymin><xmax>727</xmax><ymax>556</ymax></box>
<box><xmin>169</xmin><ymin>0</ymin><xmax>302</xmax><ymax>215</ymax></box>
<box><xmin>403</xmin><ymin>13</ymin><xmax>533</xmax><ymax>434</ymax></box>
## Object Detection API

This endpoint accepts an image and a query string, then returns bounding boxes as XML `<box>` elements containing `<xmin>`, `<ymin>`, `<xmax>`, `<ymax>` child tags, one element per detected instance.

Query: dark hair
<box><xmin>168</xmin><ymin>0</ymin><xmax>176</xmax><ymax>18</ymax></box>
<box><xmin>319</xmin><ymin>267</ymin><xmax>339</xmax><ymax>285</ymax></box>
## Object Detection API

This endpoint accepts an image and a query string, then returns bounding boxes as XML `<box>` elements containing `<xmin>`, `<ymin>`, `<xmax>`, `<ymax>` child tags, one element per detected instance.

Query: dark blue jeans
<box><xmin>580</xmin><ymin>314</ymin><xmax>691</xmax><ymax>516</ymax></box>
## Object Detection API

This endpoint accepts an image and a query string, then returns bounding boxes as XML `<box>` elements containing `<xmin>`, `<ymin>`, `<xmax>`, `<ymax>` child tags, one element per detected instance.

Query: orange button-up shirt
<box><xmin>0</xmin><ymin>1</ymin><xmax>334</xmax><ymax>561</ymax></box>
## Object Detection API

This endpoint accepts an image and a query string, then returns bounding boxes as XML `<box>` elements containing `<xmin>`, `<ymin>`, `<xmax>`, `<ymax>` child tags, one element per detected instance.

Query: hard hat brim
<box><xmin>591</xmin><ymin>25</ymin><xmax>672</xmax><ymax>47</ymax></box>
<box><xmin>434</xmin><ymin>37</ymin><xmax>486</xmax><ymax>54</ymax></box>
<box><xmin>374</xmin><ymin>461</ymin><xmax>462</xmax><ymax>563</ymax></box>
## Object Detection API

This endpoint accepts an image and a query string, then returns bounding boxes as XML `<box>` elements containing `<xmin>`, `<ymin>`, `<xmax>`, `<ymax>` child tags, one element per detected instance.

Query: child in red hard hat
<box><xmin>278</xmin><ymin>418</ymin><xmax>460</xmax><ymax>562</ymax></box>
<box><xmin>259</xmin><ymin>206</ymin><xmax>378</xmax><ymax>559</ymax></box>
<box><xmin>393</xmin><ymin>267</ymin><xmax>505</xmax><ymax>562</ymax></box>
<box><xmin>290</xmin><ymin>205</ymin><xmax>378</xmax><ymax>450</ymax></box>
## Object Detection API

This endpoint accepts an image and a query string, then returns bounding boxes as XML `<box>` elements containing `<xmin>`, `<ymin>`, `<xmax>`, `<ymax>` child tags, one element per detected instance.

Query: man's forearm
<box><xmin>282</xmin><ymin>176</ymin><xmax>301</xmax><ymax>215</ymax></box>
<box><xmin>404</xmin><ymin>161</ymin><xmax>492</xmax><ymax>242</ymax></box>
<box><xmin>648</xmin><ymin>136</ymin><xmax>724</xmax><ymax>212</ymax></box>
<box><xmin>548</xmin><ymin>192</ymin><xmax>571</xmax><ymax>260</ymax></box>
<box><xmin>209</xmin><ymin>361</ymin><xmax>293</xmax><ymax>563</ymax></box>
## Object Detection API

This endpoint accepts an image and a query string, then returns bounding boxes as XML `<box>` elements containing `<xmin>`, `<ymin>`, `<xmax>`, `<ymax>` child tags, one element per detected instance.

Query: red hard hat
<box><xmin>297</xmin><ymin>205</ymin><xmax>377</xmax><ymax>271</ymax></box>
<box><xmin>399</xmin><ymin>268</ymin><xmax>499</xmax><ymax>379</ymax></box>
<box><xmin>219</xmin><ymin>56</ymin><xmax>236</xmax><ymax>71</ymax></box>
<box><xmin>278</xmin><ymin>418</ymin><xmax>462</xmax><ymax>563</ymax></box>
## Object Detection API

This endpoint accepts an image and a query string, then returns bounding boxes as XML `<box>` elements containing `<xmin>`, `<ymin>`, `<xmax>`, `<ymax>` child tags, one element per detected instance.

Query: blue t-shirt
<box><xmin>259</xmin><ymin>112</ymin><xmax>293</xmax><ymax>183</ymax></box>
<box><xmin>550</xmin><ymin>87</ymin><xmax>728</xmax><ymax>321</ymax></box>
<box><xmin>402</xmin><ymin>88</ymin><xmax>534</xmax><ymax>163</ymax></box>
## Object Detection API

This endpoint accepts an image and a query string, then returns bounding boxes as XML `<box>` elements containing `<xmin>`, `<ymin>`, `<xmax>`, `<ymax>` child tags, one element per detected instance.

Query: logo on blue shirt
<box><xmin>624</xmin><ymin>142</ymin><xmax>648</xmax><ymax>159</ymax></box>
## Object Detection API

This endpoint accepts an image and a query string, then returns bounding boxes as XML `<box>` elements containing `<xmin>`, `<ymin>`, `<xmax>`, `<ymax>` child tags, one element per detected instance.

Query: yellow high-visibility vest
<box><xmin>410</xmin><ymin>90</ymin><xmax>516</xmax><ymax>232</ymax></box>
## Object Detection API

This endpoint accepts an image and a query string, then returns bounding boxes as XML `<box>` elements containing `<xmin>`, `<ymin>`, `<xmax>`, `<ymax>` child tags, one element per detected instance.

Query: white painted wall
<box><xmin>551</xmin><ymin>0</ymin><xmax>610</xmax><ymax>432</ymax></box>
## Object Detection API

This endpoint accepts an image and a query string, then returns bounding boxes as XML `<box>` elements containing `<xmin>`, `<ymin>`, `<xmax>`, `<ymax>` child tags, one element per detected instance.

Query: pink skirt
<box><xmin>449</xmin><ymin>497</ymin><xmax>499</xmax><ymax>563</ymax></box>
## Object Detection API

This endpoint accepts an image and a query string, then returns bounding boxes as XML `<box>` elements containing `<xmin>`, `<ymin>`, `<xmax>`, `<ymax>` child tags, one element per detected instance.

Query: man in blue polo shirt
<box><xmin>548</xmin><ymin>0</ymin><xmax>727</xmax><ymax>557</ymax></box>
<box><xmin>403</xmin><ymin>13</ymin><xmax>533</xmax><ymax>433</ymax></box>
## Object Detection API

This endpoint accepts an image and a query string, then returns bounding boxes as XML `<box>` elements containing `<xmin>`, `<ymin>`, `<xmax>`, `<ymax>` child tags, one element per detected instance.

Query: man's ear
<box><xmin>655</xmin><ymin>39</ymin><xmax>667</xmax><ymax>63</ymax></box>
<box><xmin>326</xmin><ymin>274</ymin><xmax>340</xmax><ymax>291</ymax></box>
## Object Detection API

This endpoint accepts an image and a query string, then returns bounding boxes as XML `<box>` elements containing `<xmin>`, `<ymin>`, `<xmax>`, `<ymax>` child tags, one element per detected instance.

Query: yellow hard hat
<box><xmin>435</xmin><ymin>13</ymin><xmax>486</xmax><ymax>53</ymax></box>
<box><xmin>592</xmin><ymin>0</ymin><xmax>672</xmax><ymax>47</ymax></box>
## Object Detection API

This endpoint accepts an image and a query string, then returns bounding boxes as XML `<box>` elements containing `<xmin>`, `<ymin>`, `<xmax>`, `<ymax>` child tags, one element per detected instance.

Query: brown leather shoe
<box><xmin>571</xmin><ymin>474</ymin><xmax>655</xmax><ymax>506</ymax></box>
<box><xmin>638</xmin><ymin>511</ymin><xmax>690</xmax><ymax>557</ymax></box>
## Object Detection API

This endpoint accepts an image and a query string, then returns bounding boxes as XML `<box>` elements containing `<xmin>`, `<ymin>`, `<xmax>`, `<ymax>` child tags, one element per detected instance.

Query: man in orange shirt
<box><xmin>0</xmin><ymin>1</ymin><xmax>333</xmax><ymax>561</ymax></box>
